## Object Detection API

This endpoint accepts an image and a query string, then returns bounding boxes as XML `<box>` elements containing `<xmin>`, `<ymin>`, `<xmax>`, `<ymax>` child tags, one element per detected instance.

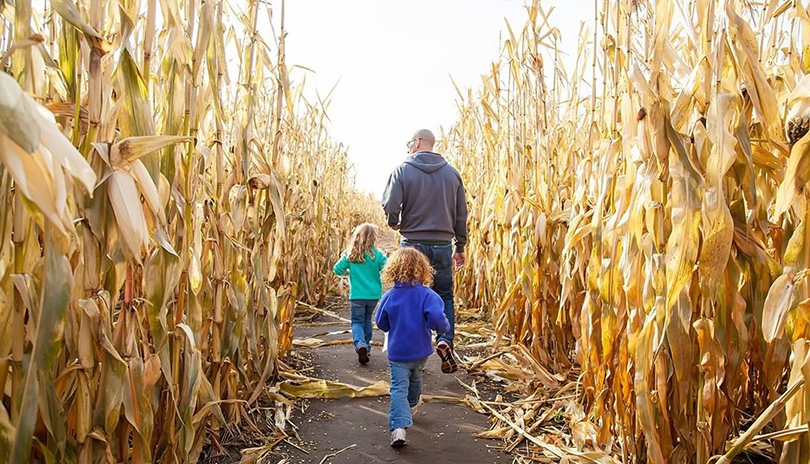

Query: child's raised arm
<box><xmin>333</xmin><ymin>255</ymin><xmax>349</xmax><ymax>276</ymax></box>
<box><xmin>423</xmin><ymin>291</ymin><xmax>450</xmax><ymax>333</ymax></box>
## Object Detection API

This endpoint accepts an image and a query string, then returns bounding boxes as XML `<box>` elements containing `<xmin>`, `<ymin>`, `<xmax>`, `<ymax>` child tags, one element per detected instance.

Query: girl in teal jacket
<box><xmin>333</xmin><ymin>223</ymin><xmax>387</xmax><ymax>364</ymax></box>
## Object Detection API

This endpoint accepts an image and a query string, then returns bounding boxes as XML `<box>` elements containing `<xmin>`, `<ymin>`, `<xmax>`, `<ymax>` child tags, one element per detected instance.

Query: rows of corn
<box><xmin>445</xmin><ymin>0</ymin><xmax>810</xmax><ymax>462</ymax></box>
<box><xmin>0</xmin><ymin>0</ymin><xmax>380</xmax><ymax>461</ymax></box>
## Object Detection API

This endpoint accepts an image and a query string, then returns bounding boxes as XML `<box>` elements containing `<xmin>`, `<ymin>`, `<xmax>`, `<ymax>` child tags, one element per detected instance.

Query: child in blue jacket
<box><xmin>375</xmin><ymin>247</ymin><xmax>451</xmax><ymax>447</ymax></box>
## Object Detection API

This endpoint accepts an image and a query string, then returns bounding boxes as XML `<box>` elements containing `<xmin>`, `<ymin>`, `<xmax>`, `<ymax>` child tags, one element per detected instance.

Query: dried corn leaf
<box><xmin>763</xmin><ymin>274</ymin><xmax>797</xmax><ymax>343</ymax></box>
<box><xmin>279</xmin><ymin>375</ymin><xmax>388</xmax><ymax>399</ymax></box>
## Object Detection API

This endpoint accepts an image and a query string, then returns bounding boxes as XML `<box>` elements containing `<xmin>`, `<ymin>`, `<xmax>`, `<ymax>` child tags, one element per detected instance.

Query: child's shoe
<box><xmin>357</xmin><ymin>346</ymin><xmax>369</xmax><ymax>365</ymax></box>
<box><xmin>436</xmin><ymin>341</ymin><xmax>458</xmax><ymax>373</ymax></box>
<box><xmin>390</xmin><ymin>428</ymin><xmax>407</xmax><ymax>447</ymax></box>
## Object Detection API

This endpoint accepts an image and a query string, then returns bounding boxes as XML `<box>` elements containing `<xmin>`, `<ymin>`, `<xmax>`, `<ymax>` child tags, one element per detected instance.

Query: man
<box><xmin>381</xmin><ymin>128</ymin><xmax>468</xmax><ymax>374</ymax></box>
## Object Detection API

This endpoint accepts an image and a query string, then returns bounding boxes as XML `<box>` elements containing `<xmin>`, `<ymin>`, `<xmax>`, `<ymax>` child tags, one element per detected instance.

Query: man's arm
<box><xmin>381</xmin><ymin>169</ymin><xmax>403</xmax><ymax>229</ymax></box>
<box><xmin>453</xmin><ymin>179</ymin><xmax>468</xmax><ymax>254</ymax></box>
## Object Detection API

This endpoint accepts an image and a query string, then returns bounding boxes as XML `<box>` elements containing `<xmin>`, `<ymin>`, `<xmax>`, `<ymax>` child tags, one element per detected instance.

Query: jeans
<box><xmin>350</xmin><ymin>299</ymin><xmax>377</xmax><ymax>351</ymax></box>
<box><xmin>388</xmin><ymin>358</ymin><xmax>428</xmax><ymax>430</ymax></box>
<box><xmin>401</xmin><ymin>240</ymin><xmax>455</xmax><ymax>347</ymax></box>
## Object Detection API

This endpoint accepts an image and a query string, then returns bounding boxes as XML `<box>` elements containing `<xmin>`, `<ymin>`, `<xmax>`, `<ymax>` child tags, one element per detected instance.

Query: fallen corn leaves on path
<box><xmin>272</xmin><ymin>296</ymin><xmax>510</xmax><ymax>464</ymax></box>
<box><xmin>252</xmin><ymin>231</ymin><xmax>619</xmax><ymax>464</ymax></box>
<box><xmin>266</xmin><ymin>230</ymin><xmax>508</xmax><ymax>463</ymax></box>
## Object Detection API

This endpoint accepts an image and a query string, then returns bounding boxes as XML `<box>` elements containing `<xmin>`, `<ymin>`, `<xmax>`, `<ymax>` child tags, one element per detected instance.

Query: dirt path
<box><xmin>273</xmin><ymin>298</ymin><xmax>508</xmax><ymax>464</ymax></box>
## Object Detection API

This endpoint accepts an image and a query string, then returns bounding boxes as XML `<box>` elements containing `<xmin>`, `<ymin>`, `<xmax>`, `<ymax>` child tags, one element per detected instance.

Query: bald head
<box><xmin>408</xmin><ymin>129</ymin><xmax>435</xmax><ymax>153</ymax></box>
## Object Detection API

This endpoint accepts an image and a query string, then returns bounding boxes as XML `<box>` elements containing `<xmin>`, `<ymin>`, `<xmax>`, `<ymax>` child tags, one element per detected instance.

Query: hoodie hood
<box><xmin>404</xmin><ymin>151</ymin><xmax>448</xmax><ymax>173</ymax></box>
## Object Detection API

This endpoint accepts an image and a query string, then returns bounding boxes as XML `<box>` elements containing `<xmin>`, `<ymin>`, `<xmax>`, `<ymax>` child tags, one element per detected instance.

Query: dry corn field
<box><xmin>7</xmin><ymin>0</ymin><xmax>810</xmax><ymax>462</ymax></box>
<box><xmin>0</xmin><ymin>0</ymin><xmax>382</xmax><ymax>461</ymax></box>
<box><xmin>445</xmin><ymin>0</ymin><xmax>810</xmax><ymax>463</ymax></box>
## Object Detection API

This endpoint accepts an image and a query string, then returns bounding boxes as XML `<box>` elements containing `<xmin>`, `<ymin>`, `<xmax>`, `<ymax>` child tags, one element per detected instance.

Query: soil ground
<box><xmin>271</xmin><ymin>297</ymin><xmax>510</xmax><ymax>464</ymax></box>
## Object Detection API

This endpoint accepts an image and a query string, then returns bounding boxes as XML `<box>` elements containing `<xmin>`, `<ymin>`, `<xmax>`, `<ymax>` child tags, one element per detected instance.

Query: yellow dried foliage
<box><xmin>442</xmin><ymin>0</ymin><xmax>810</xmax><ymax>462</ymax></box>
<box><xmin>0</xmin><ymin>0</ymin><xmax>380</xmax><ymax>462</ymax></box>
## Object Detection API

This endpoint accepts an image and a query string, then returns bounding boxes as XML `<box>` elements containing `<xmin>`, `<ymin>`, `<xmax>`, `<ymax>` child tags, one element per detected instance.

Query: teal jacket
<box><xmin>333</xmin><ymin>248</ymin><xmax>387</xmax><ymax>300</ymax></box>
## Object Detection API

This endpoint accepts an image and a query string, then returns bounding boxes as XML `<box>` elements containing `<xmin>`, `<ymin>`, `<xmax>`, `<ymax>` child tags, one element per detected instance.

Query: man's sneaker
<box><xmin>436</xmin><ymin>341</ymin><xmax>458</xmax><ymax>373</ymax></box>
<box><xmin>357</xmin><ymin>346</ymin><xmax>369</xmax><ymax>365</ymax></box>
<box><xmin>391</xmin><ymin>428</ymin><xmax>407</xmax><ymax>447</ymax></box>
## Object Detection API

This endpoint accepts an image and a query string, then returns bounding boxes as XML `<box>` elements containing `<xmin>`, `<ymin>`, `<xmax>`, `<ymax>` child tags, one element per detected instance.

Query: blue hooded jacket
<box><xmin>375</xmin><ymin>282</ymin><xmax>451</xmax><ymax>362</ymax></box>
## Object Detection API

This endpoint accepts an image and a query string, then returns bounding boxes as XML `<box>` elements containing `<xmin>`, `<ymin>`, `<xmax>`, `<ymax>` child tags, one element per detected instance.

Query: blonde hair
<box><xmin>346</xmin><ymin>223</ymin><xmax>379</xmax><ymax>263</ymax></box>
<box><xmin>382</xmin><ymin>248</ymin><xmax>434</xmax><ymax>287</ymax></box>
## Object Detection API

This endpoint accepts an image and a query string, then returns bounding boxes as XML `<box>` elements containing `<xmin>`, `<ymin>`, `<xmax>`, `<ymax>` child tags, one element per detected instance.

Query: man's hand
<box><xmin>452</xmin><ymin>252</ymin><xmax>466</xmax><ymax>270</ymax></box>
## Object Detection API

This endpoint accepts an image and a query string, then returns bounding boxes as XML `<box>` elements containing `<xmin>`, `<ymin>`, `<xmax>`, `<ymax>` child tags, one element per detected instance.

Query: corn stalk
<box><xmin>0</xmin><ymin>0</ymin><xmax>380</xmax><ymax>461</ymax></box>
<box><xmin>444</xmin><ymin>0</ymin><xmax>810</xmax><ymax>462</ymax></box>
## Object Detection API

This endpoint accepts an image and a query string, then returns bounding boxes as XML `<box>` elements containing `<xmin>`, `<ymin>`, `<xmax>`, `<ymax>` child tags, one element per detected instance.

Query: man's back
<box><xmin>384</xmin><ymin>130</ymin><xmax>466</xmax><ymax>370</ymax></box>
<box><xmin>381</xmin><ymin>151</ymin><xmax>467</xmax><ymax>251</ymax></box>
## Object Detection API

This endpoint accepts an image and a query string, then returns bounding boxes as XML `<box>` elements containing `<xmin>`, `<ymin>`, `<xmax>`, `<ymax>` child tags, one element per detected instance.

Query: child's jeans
<box><xmin>388</xmin><ymin>357</ymin><xmax>428</xmax><ymax>430</ymax></box>
<box><xmin>350</xmin><ymin>299</ymin><xmax>377</xmax><ymax>351</ymax></box>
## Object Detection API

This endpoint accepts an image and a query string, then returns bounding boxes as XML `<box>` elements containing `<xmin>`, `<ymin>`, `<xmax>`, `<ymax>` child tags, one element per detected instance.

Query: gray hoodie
<box><xmin>381</xmin><ymin>152</ymin><xmax>468</xmax><ymax>252</ymax></box>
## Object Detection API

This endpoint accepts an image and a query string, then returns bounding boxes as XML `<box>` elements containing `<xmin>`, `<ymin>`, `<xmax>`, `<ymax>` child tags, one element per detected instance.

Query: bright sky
<box><xmin>279</xmin><ymin>0</ymin><xmax>592</xmax><ymax>198</ymax></box>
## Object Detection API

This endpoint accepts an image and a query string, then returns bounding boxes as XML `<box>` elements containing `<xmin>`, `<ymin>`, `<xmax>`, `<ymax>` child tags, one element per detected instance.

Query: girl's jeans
<box><xmin>350</xmin><ymin>299</ymin><xmax>377</xmax><ymax>351</ymax></box>
<box><xmin>388</xmin><ymin>357</ymin><xmax>428</xmax><ymax>430</ymax></box>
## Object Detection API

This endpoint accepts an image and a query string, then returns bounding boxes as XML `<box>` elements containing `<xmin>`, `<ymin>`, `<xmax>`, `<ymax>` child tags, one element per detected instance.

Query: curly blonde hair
<box><xmin>346</xmin><ymin>223</ymin><xmax>379</xmax><ymax>263</ymax></box>
<box><xmin>382</xmin><ymin>248</ymin><xmax>434</xmax><ymax>287</ymax></box>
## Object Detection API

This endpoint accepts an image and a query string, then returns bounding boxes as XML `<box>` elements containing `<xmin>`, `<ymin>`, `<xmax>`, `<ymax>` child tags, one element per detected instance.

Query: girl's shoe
<box><xmin>436</xmin><ymin>341</ymin><xmax>458</xmax><ymax>373</ymax></box>
<box><xmin>390</xmin><ymin>428</ymin><xmax>407</xmax><ymax>447</ymax></box>
<box><xmin>357</xmin><ymin>346</ymin><xmax>369</xmax><ymax>364</ymax></box>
